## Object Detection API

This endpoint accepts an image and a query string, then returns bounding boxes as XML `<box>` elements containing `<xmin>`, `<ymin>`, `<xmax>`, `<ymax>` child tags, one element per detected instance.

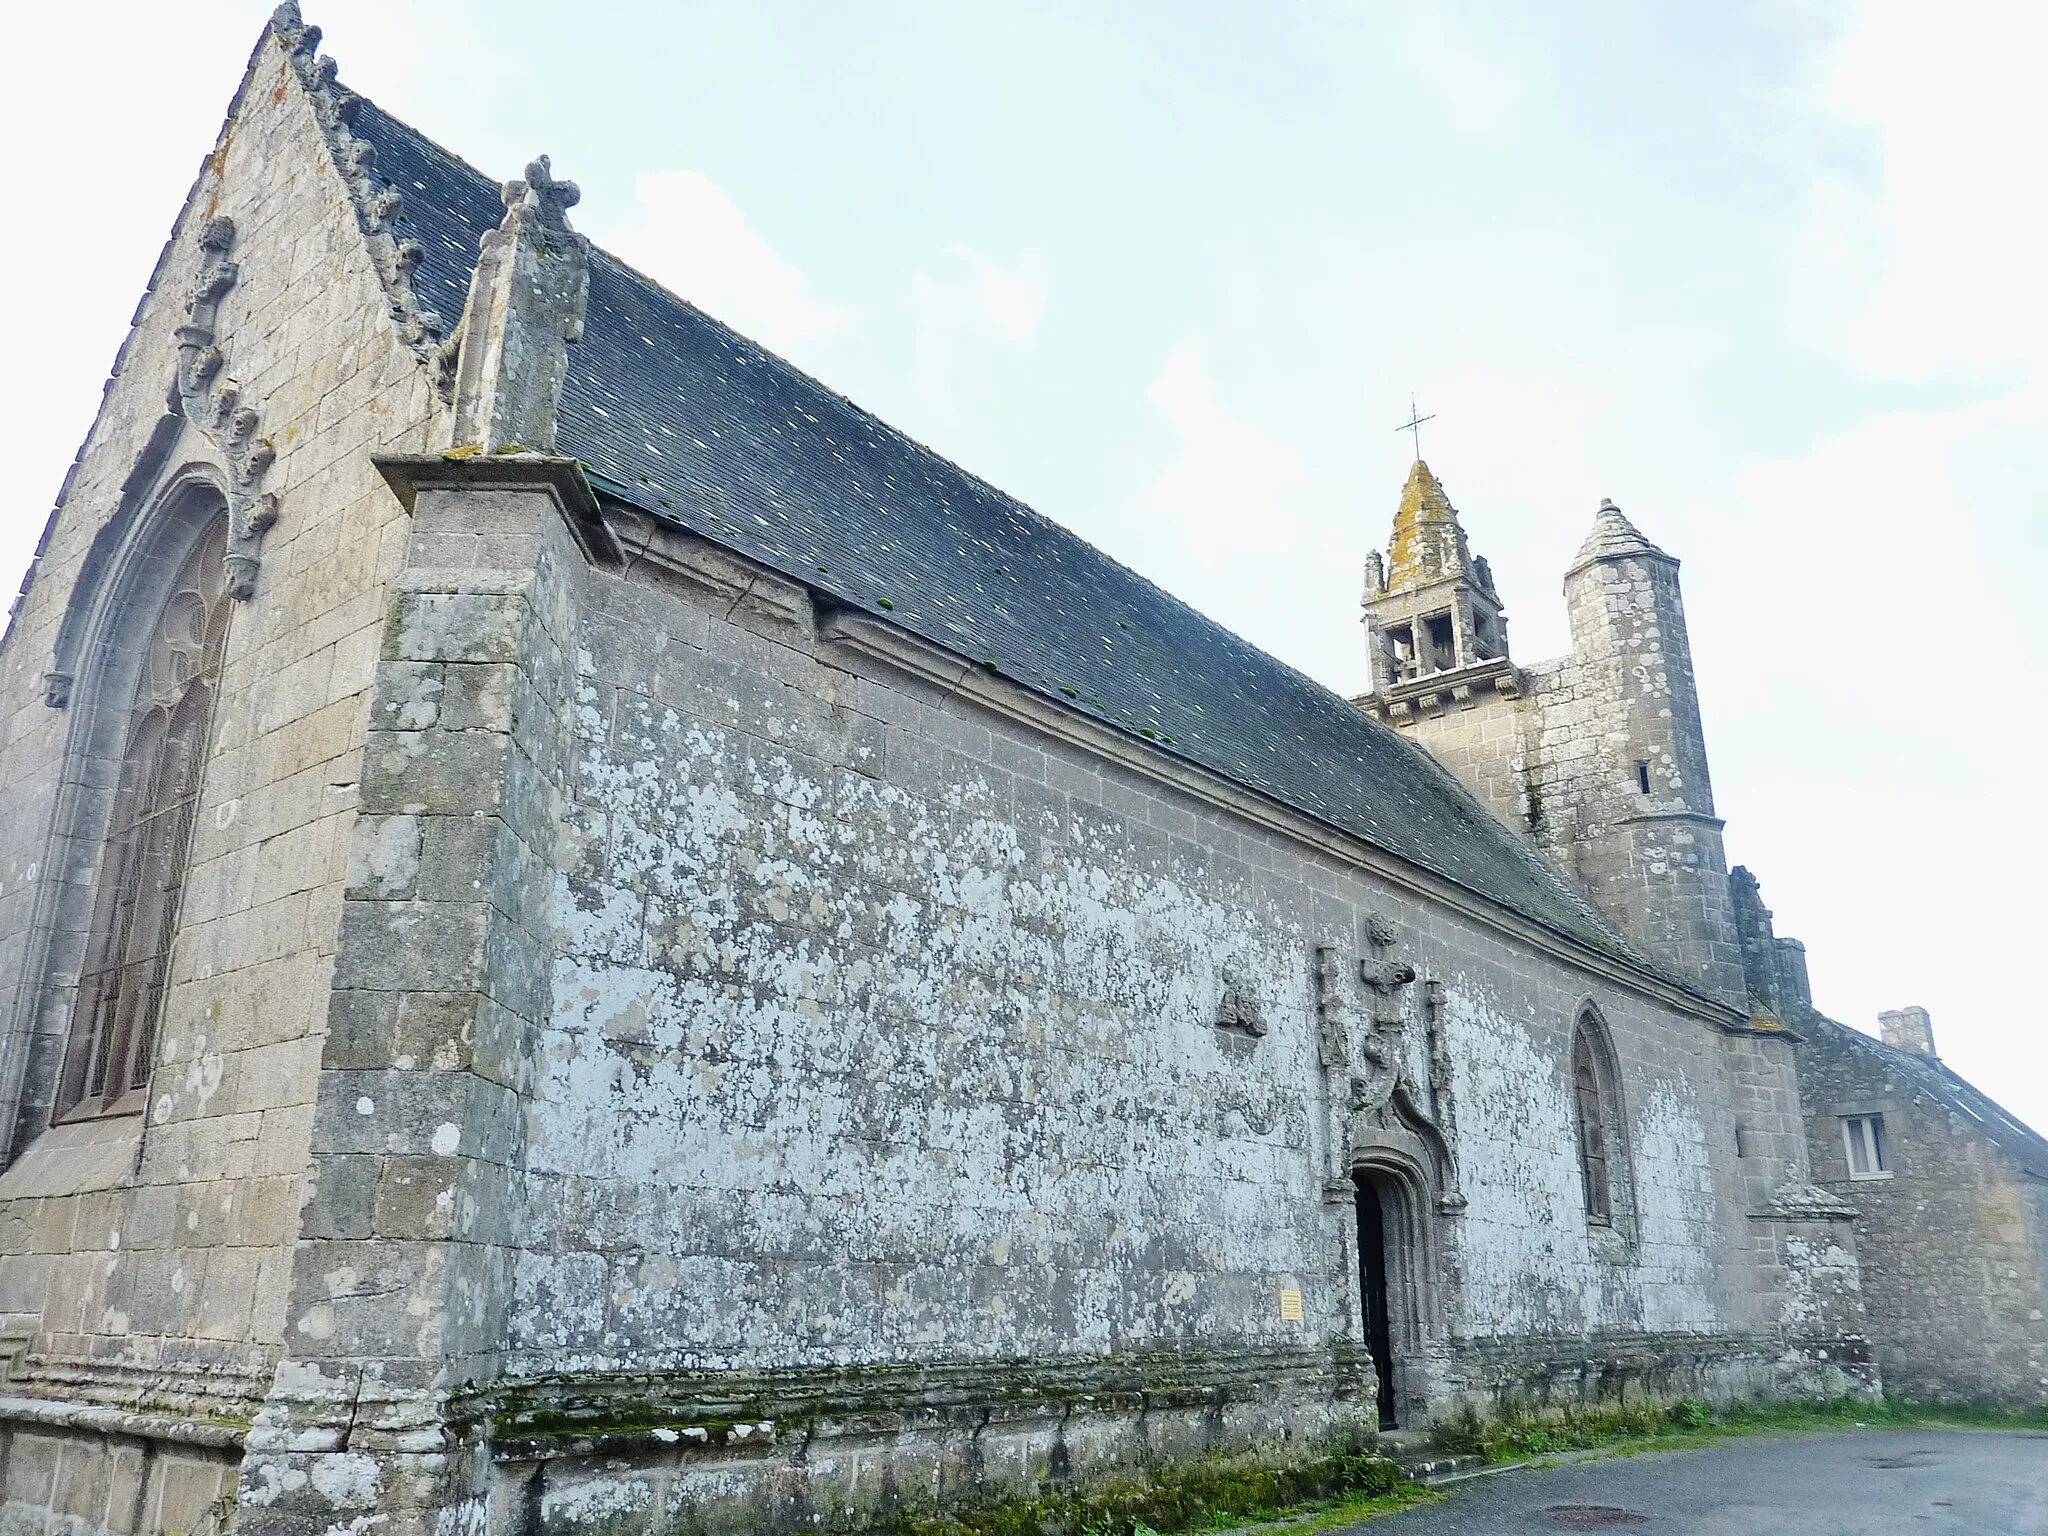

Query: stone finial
<box><xmin>1878</xmin><ymin>1006</ymin><xmax>1937</xmax><ymax>1058</ymax></box>
<box><xmin>445</xmin><ymin>156</ymin><xmax>590</xmax><ymax>455</ymax></box>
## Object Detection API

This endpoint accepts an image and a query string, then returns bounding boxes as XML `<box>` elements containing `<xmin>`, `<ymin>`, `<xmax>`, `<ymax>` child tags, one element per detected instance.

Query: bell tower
<box><xmin>1362</xmin><ymin>461</ymin><xmax>1515</xmax><ymax>707</ymax></box>
<box><xmin>1359</xmin><ymin>463</ymin><xmax>1530</xmax><ymax>835</ymax></box>
<box><xmin>1361</xmin><ymin>483</ymin><xmax>1748</xmax><ymax>1007</ymax></box>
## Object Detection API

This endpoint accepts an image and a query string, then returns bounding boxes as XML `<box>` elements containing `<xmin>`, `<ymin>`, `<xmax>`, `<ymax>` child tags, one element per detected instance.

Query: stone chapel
<box><xmin>0</xmin><ymin>9</ymin><xmax>2035</xmax><ymax>1534</ymax></box>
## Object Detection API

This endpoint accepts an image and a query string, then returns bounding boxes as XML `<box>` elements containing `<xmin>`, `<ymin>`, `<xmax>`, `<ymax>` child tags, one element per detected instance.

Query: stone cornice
<box><xmin>1747</xmin><ymin>1181</ymin><xmax>1860</xmax><ymax>1223</ymax></box>
<box><xmin>0</xmin><ymin>1390</ymin><xmax>248</xmax><ymax>1451</ymax></box>
<box><xmin>1614</xmin><ymin>809</ymin><xmax>1728</xmax><ymax>832</ymax></box>
<box><xmin>374</xmin><ymin>453</ymin><xmax>621</xmax><ymax>567</ymax></box>
<box><xmin>1363</xmin><ymin>657</ymin><xmax>1523</xmax><ymax>721</ymax></box>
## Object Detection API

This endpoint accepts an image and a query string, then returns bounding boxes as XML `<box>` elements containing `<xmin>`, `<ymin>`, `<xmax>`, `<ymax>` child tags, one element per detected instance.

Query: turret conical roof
<box><xmin>1569</xmin><ymin>498</ymin><xmax>1668</xmax><ymax>572</ymax></box>
<box><xmin>1384</xmin><ymin>459</ymin><xmax>1479</xmax><ymax>592</ymax></box>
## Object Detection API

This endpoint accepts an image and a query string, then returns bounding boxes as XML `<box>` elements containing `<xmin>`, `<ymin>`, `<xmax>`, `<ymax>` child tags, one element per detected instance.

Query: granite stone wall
<box><xmin>0</xmin><ymin>25</ymin><xmax>442</xmax><ymax>1525</ymax></box>
<box><xmin>462</xmin><ymin>512</ymin><xmax>1865</xmax><ymax>1527</ymax></box>
<box><xmin>1798</xmin><ymin>1020</ymin><xmax>2048</xmax><ymax>1406</ymax></box>
<box><xmin>0</xmin><ymin>19</ymin><xmax>1885</xmax><ymax>1533</ymax></box>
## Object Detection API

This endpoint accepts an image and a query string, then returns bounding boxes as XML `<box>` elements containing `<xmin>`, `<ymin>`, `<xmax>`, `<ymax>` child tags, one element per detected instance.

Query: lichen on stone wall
<box><xmin>527</xmin><ymin>657</ymin><xmax>1333</xmax><ymax>1374</ymax></box>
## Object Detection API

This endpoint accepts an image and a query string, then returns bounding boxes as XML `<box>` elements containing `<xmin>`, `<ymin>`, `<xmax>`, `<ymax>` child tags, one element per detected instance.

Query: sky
<box><xmin>5</xmin><ymin>2</ymin><xmax>2044</xmax><ymax>1131</ymax></box>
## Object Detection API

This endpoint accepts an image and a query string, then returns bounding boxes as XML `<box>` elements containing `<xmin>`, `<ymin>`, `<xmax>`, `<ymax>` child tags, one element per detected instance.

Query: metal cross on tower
<box><xmin>1395</xmin><ymin>395</ymin><xmax>1435</xmax><ymax>458</ymax></box>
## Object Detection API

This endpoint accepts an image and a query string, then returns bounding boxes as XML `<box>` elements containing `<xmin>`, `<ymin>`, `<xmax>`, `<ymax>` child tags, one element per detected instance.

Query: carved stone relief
<box><xmin>271</xmin><ymin>6</ymin><xmax>448</xmax><ymax>374</ymax></box>
<box><xmin>1214</xmin><ymin>972</ymin><xmax>1266</xmax><ymax>1038</ymax></box>
<box><xmin>174</xmin><ymin>218</ymin><xmax>278</xmax><ymax>601</ymax></box>
<box><xmin>1313</xmin><ymin>918</ymin><xmax>1465</xmax><ymax>1212</ymax></box>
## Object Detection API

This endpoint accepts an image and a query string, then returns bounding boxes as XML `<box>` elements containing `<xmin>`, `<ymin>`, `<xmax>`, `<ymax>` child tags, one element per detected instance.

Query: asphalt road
<box><xmin>1355</xmin><ymin>1429</ymin><xmax>2048</xmax><ymax>1534</ymax></box>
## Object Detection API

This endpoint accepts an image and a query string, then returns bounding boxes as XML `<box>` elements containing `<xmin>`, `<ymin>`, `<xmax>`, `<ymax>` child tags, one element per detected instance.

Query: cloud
<box><xmin>1393</xmin><ymin>8</ymin><xmax>1526</xmax><ymax>137</ymax></box>
<box><xmin>600</xmin><ymin>171</ymin><xmax>857</xmax><ymax>355</ymax></box>
<box><xmin>913</xmin><ymin>247</ymin><xmax>1047</xmax><ymax>397</ymax></box>
<box><xmin>1815</xmin><ymin>0</ymin><xmax>2048</xmax><ymax>378</ymax></box>
<box><xmin>1133</xmin><ymin>341</ymin><xmax>1316</xmax><ymax>565</ymax></box>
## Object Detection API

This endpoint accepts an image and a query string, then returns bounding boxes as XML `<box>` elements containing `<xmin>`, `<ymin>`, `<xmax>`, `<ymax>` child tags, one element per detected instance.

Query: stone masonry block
<box><xmin>345</xmin><ymin>813</ymin><xmax>423</xmax><ymax>900</ymax></box>
<box><xmin>387</xmin><ymin>589</ymin><xmax>530</xmax><ymax>666</ymax></box>
<box><xmin>332</xmin><ymin>900</ymin><xmax>489</xmax><ymax>993</ymax></box>
<box><xmin>361</xmin><ymin>728</ymin><xmax>512</xmax><ymax>818</ymax></box>
<box><xmin>372</xmin><ymin>660</ymin><xmax>445</xmax><ymax>732</ymax></box>
<box><xmin>314</xmin><ymin>1068</ymin><xmax>522</xmax><ymax>1163</ymax></box>
<box><xmin>438</xmin><ymin>662</ymin><xmax>518</xmax><ymax>733</ymax></box>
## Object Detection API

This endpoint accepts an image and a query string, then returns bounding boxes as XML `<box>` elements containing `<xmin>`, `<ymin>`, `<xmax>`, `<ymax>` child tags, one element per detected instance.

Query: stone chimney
<box><xmin>1878</xmin><ymin>1006</ymin><xmax>1937</xmax><ymax>1057</ymax></box>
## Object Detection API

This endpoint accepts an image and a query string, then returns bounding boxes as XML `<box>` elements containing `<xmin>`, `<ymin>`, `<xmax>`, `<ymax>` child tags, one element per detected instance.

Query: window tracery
<box><xmin>57</xmin><ymin>516</ymin><xmax>231</xmax><ymax>1120</ymax></box>
<box><xmin>1571</xmin><ymin>1011</ymin><xmax>1622</xmax><ymax>1227</ymax></box>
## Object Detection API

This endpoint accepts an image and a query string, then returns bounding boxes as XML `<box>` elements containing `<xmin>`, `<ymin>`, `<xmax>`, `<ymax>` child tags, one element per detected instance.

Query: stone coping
<box><xmin>0</xmin><ymin>1391</ymin><xmax>245</xmax><ymax>1451</ymax></box>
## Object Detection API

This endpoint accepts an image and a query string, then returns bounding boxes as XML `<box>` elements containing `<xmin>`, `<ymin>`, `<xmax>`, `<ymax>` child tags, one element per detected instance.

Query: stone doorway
<box><xmin>1357</xmin><ymin>1173</ymin><xmax>1399</xmax><ymax>1428</ymax></box>
<box><xmin>1354</xmin><ymin>1160</ymin><xmax>1434</xmax><ymax>1430</ymax></box>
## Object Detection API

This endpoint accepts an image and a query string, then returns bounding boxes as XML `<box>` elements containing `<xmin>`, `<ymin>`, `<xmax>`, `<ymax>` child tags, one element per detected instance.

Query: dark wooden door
<box><xmin>1356</xmin><ymin>1176</ymin><xmax>1397</xmax><ymax>1429</ymax></box>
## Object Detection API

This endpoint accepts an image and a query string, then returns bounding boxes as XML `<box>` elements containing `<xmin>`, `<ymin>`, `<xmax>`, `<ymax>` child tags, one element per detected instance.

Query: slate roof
<box><xmin>349</xmin><ymin>100</ymin><xmax>1629</xmax><ymax>960</ymax></box>
<box><xmin>1805</xmin><ymin>1015</ymin><xmax>2048</xmax><ymax>1178</ymax></box>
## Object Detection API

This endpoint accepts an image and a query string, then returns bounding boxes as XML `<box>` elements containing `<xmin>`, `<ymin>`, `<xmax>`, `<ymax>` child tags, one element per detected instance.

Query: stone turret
<box><xmin>1556</xmin><ymin>499</ymin><xmax>1744</xmax><ymax>1002</ymax></box>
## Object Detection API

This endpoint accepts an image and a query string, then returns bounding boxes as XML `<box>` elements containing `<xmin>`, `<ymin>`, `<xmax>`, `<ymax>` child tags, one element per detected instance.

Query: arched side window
<box><xmin>56</xmin><ymin>516</ymin><xmax>232</xmax><ymax>1120</ymax></box>
<box><xmin>1571</xmin><ymin>1009</ymin><xmax>1624</xmax><ymax>1227</ymax></box>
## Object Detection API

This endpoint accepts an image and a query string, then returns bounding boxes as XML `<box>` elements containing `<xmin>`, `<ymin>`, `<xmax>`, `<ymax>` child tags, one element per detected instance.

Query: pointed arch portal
<box><xmin>1351</xmin><ymin>1146</ymin><xmax>1439</xmax><ymax>1431</ymax></box>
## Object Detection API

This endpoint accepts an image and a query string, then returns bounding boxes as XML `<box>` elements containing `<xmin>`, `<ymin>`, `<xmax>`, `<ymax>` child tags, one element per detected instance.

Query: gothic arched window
<box><xmin>57</xmin><ymin>517</ymin><xmax>232</xmax><ymax>1120</ymax></box>
<box><xmin>1571</xmin><ymin>1012</ymin><xmax>1620</xmax><ymax>1226</ymax></box>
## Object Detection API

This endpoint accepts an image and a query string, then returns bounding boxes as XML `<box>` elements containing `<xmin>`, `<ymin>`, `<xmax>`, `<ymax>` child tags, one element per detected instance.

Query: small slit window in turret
<box><xmin>1634</xmin><ymin>761</ymin><xmax>1651</xmax><ymax>795</ymax></box>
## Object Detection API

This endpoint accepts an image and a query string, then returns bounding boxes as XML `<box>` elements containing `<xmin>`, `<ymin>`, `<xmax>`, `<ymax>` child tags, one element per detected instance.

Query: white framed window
<box><xmin>1842</xmin><ymin>1113</ymin><xmax>1891</xmax><ymax>1180</ymax></box>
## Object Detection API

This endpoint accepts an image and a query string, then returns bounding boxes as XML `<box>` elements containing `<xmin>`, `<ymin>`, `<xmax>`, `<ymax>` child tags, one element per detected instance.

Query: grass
<box><xmin>892</xmin><ymin>1443</ymin><xmax>1435</xmax><ymax>1536</ymax></box>
<box><xmin>1164</xmin><ymin>1395</ymin><xmax>2048</xmax><ymax>1534</ymax></box>
<box><xmin>1429</xmin><ymin>1393</ymin><xmax>2048</xmax><ymax>1466</ymax></box>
